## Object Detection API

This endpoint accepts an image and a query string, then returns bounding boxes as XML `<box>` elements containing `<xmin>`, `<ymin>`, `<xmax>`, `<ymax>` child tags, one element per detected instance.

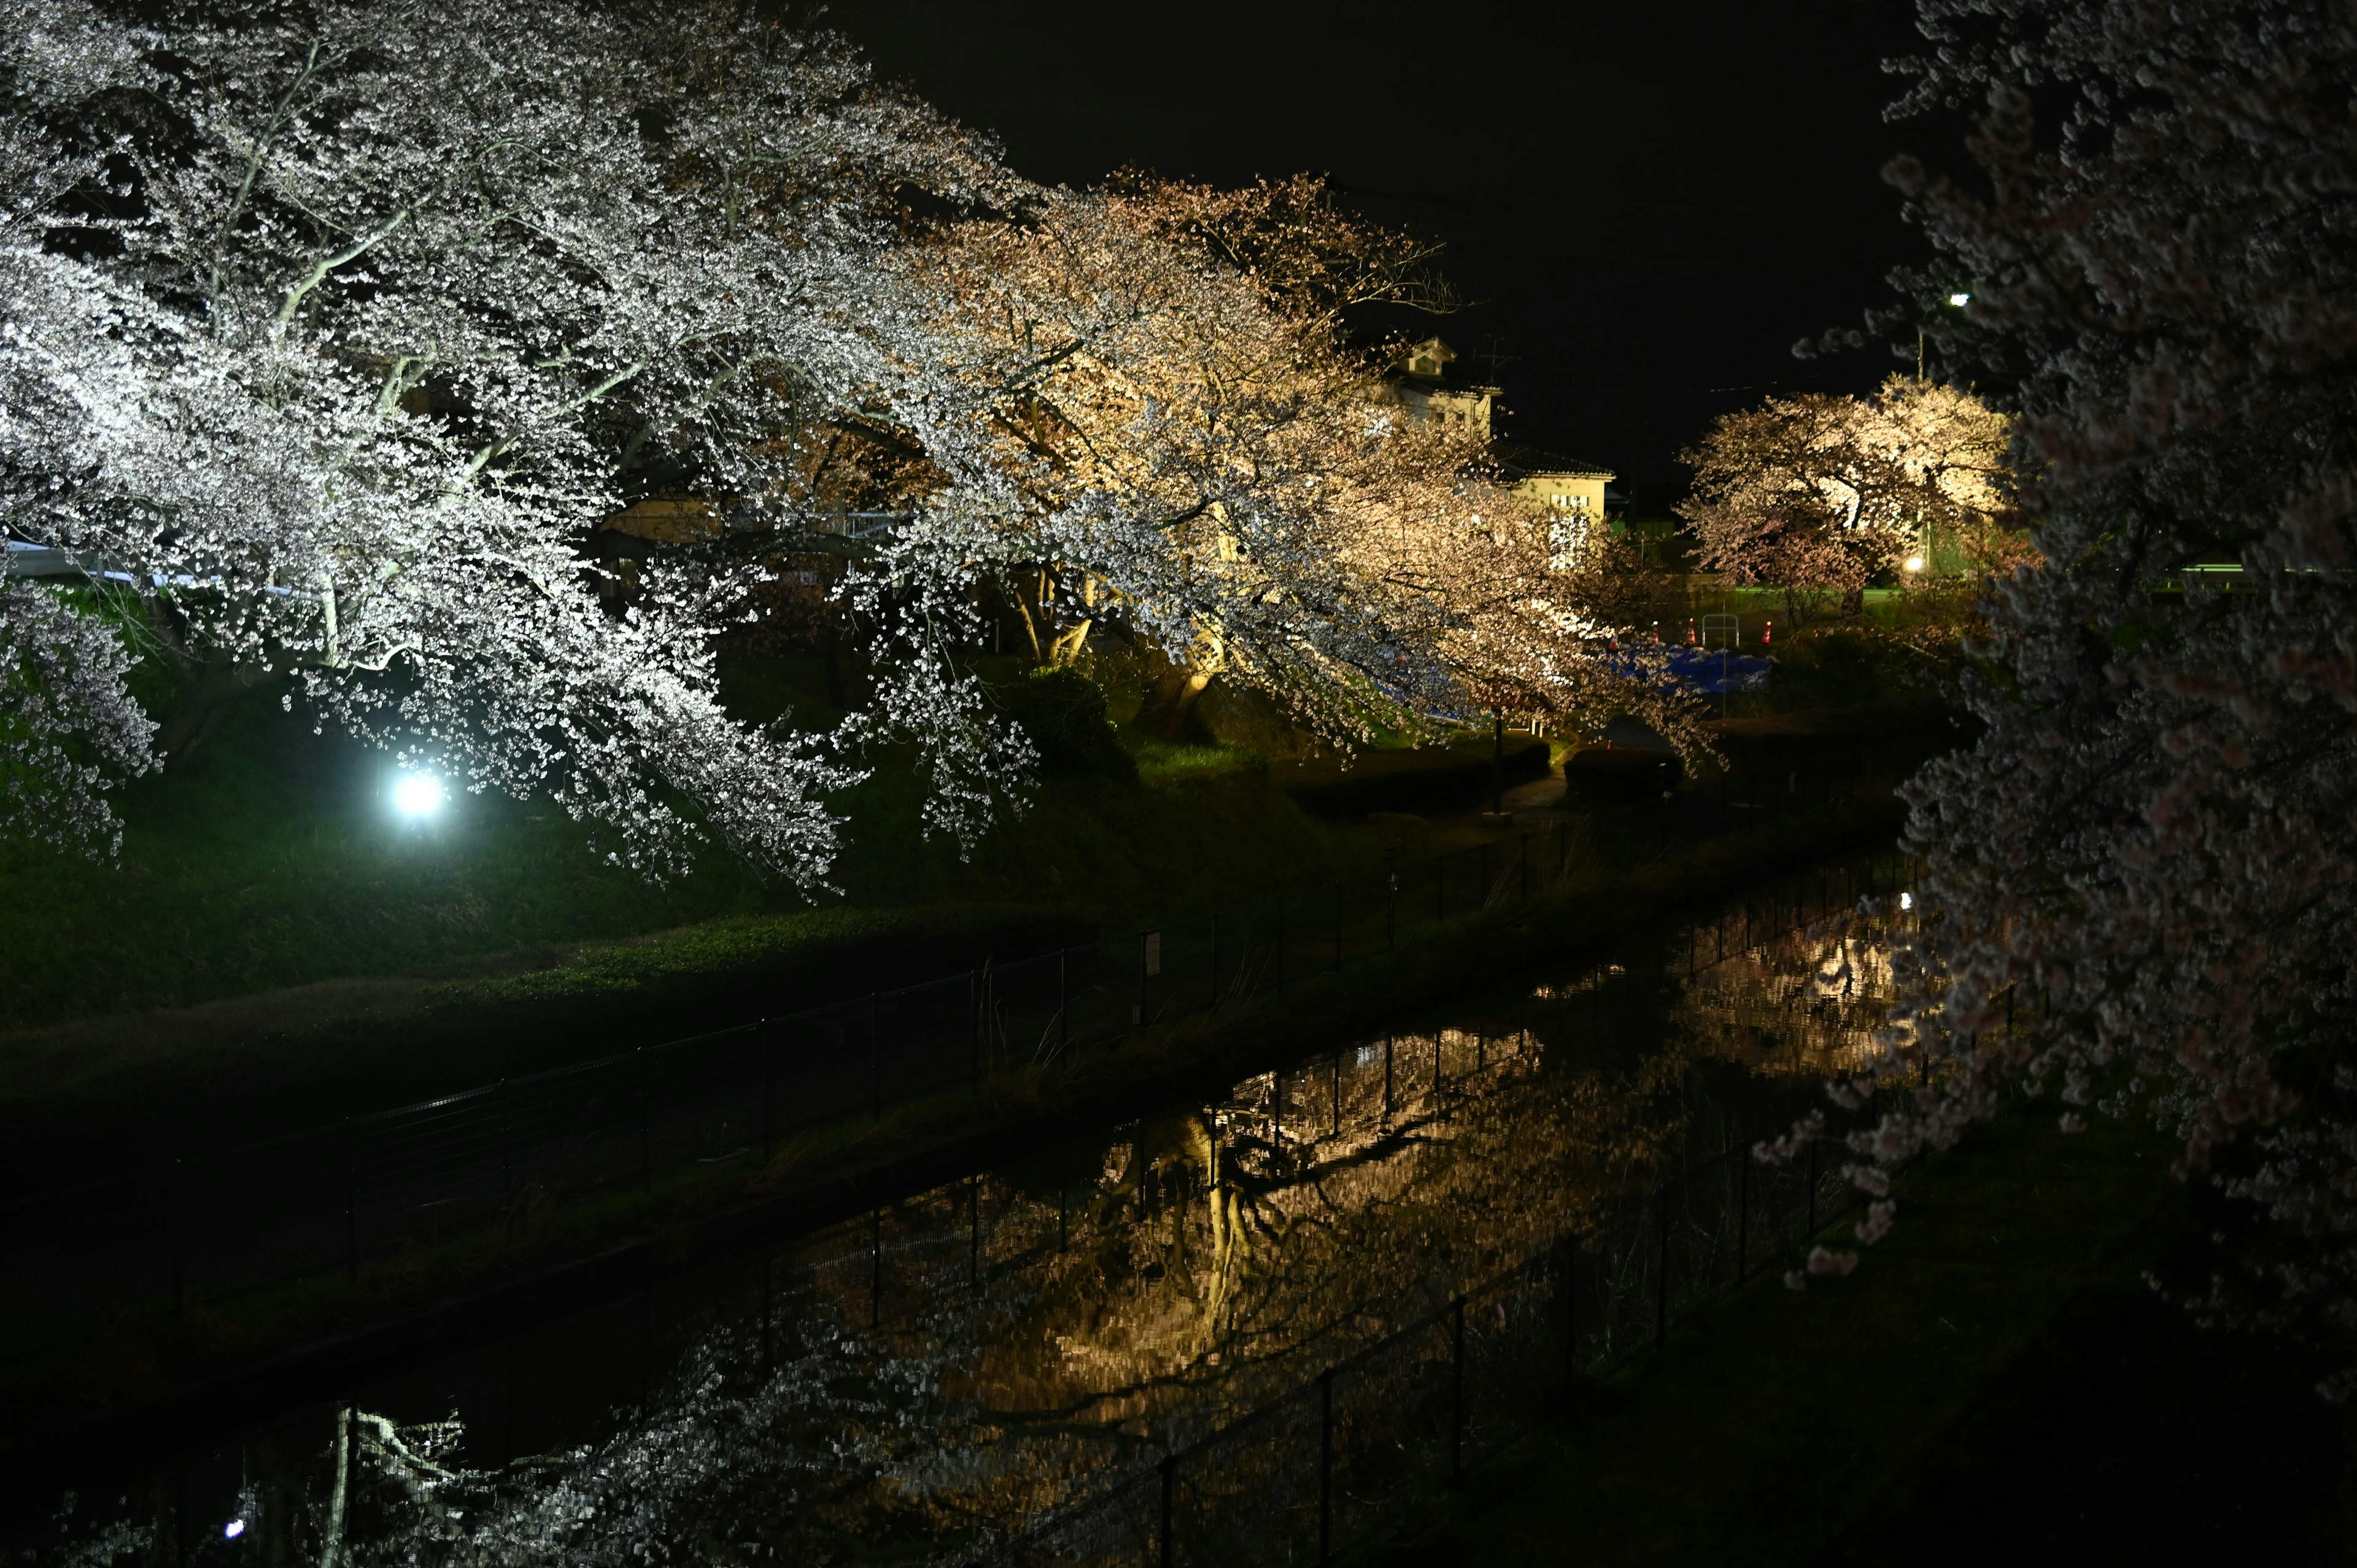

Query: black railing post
<box><xmin>1275</xmin><ymin>895</ymin><xmax>1285</xmax><ymax>990</ymax></box>
<box><xmin>1333</xmin><ymin>881</ymin><xmax>1343</xmax><ymax>973</ymax></box>
<box><xmin>1736</xmin><ymin>1145</ymin><xmax>1751</xmax><ymax>1280</ymax></box>
<box><xmin>1450</xmin><ymin>1294</ymin><xmax>1467</xmax><ymax>1480</ymax></box>
<box><xmin>1808</xmin><ymin>1137</ymin><xmax>1820</xmax><ymax>1235</ymax></box>
<box><xmin>1318</xmin><ymin>1365</ymin><xmax>1335</xmax><ymax>1564</ymax></box>
<box><xmin>1210</xmin><ymin>911</ymin><xmax>1220</xmax><ymax>1013</ymax></box>
<box><xmin>1558</xmin><ymin>1237</ymin><xmax>1578</xmax><ymax>1393</ymax></box>
<box><xmin>977</xmin><ymin>964</ymin><xmax>992</xmax><ymax>1078</ymax></box>
<box><xmin>1655</xmin><ymin>1184</ymin><xmax>1670</xmax><ymax>1346</ymax></box>
<box><xmin>1159</xmin><ymin>1453</ymin><xmax>1175</xmax><ymax>1568</ymax></box>
<box><xmin>869</xmin><ymin>993</ymin><xmax>881</xmax><ymax>1120</ymax></box>
<box><xmin>172</xmin><ymin>1166</ymin><xmax>187</xmax><ymax>1315</ymax></box>
<box><xmin>638</xmin><ymin>1048</ymin><xmax>651</xmax><ymax>1189</ymax></box>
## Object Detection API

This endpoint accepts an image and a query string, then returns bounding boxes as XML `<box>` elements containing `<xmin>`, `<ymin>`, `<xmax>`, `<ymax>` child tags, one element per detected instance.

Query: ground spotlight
<box><xmin>392</xmin><ymin>770</ymin><xmax>447</xmax><ymax>821</ymax></box>
<box><xmin>223</xmin><ymin>1521</ymin><xmax>245</xmax><ymax>1540</ymax></box>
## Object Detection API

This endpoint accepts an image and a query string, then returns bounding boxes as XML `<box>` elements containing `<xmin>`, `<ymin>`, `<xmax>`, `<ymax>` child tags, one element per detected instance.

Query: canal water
<box><xmin>7</xmin><ymin>865</ymin><xmax>1905</xmax><ymax>1567</ymax></box>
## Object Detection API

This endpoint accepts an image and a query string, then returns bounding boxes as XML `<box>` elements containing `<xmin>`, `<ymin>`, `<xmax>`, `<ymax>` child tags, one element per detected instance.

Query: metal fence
<box><xmin>0</xmin><ymin>771</ymin><xmax>1892</xmax><ymax>1346</ymax></box>
<box><xmin>970</xmin><ymin>870</ymin><xmax>1925</xmax><ymax>1568</ymax></box>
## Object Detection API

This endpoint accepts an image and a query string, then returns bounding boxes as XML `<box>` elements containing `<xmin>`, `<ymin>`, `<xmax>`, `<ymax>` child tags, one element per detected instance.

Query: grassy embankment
<box><xmin>0</xmin><ymin>657</ymin><xmax>1426</xmax><ymax>1149</ymax></box>
<box><xmin>1382</xmin><ymin>1106</ymin><xmax>2355</xmax><ymax>1566</ymax></box>
<box><xmin>0</xmin><ymin>662</ymin><xmax>1342</xmax><ymax>1028</ymax></box>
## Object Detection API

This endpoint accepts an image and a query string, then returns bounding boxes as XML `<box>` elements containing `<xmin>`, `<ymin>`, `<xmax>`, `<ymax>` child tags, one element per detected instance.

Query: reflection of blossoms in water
<box><xmin>26</xmin><ymin>879</ymin><xmax>1884</xmax><ymax>1567</ymax></box>
<box><xmin>338</xmin><ymin>1316</ymin><xmax>981</xmax><ymax>1566</ymax></box>
<box><xmin>1671</xmin><ymin>908</ymin><xmax>1902</xmax><ymax>1081</ymax></box>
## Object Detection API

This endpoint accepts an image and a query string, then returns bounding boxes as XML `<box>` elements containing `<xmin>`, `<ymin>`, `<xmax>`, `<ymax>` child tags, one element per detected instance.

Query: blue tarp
<box><xmin>1601</xmin><ymin>646</ymin><xmax>1775</xmax><ymax>695</ymax></box>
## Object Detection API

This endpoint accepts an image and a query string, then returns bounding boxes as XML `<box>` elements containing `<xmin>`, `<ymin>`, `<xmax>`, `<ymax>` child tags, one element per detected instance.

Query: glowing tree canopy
<box><xmin>1678</xmin><ymin>376</ymin><xmax>2017</xmax><ymax>621</ymax></box>
<box><xmin>2</xmin><ymin>1</ymin><xmax>1682</xmax><ymax>876</ymax></box>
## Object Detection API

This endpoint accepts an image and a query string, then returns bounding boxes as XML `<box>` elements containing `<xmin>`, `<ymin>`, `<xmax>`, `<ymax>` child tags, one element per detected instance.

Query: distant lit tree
<box><xmin>1678</xmin><ymin>376</ymin><xmax>2016</xmax><ymax>622</ymax></box>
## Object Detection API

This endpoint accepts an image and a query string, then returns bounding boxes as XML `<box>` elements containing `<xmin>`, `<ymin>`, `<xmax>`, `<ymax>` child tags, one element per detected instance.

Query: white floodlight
<box><xmin>1899</xmin><ymin>891</ymin><xmax>1914</xmax><ymax>911</ymax></box>
<box><xmin>392</xmin><ymin>770</ymin><xmax>447</xmax><ymax>821</ymax></box>
<box><xmin>224</xmin><ymin>1521</ymin><xmax>246</xmax><ymax>1541</ymax></box>
<box><xmin>1948</xmin><ymin>292</ymin><xmax>1971</xmax><ymax>307</ymax></box>
<box><xmin>1904</xmin><ymin>555</ymin><xmax>1926</xmax><ymax>573</ymax></box>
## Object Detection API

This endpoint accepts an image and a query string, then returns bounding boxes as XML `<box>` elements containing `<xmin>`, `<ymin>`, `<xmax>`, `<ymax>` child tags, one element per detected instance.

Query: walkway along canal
<box><xmin>4</xmin><ymin>856</ymin><xmax>1921</xmax><ymax>1567</ymax></box>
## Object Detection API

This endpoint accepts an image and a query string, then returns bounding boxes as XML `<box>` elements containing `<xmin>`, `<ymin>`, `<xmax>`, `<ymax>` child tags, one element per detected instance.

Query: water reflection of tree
<box><xmin>37</xmin><ymin>913</ymin><xmax>1897</xmax><ymax>1567</ymax></box>
<box><xmin>1671</xmin><ymin>912</ymin><xmax>1900</xmax><ymax>1082</ymax></box>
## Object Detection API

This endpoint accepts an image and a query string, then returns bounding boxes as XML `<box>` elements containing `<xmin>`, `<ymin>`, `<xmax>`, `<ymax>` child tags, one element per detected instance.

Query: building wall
<box><xmin>1392</xmin><ymin>382</ymin><xmax>1493</xmax><ymax>442</ymax></box>
<box><xmin>1509</xmin><ymin>471</ymin><xmax>1610</xmax><ymax>517</ymax></box>
<box><xmin>1510</xmin><ymin>472</ymin><xmax>1611</xmax><ymax>569</ymax></box>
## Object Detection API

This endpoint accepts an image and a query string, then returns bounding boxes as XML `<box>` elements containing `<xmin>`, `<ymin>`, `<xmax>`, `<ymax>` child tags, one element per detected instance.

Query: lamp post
<box><xmin>1920</xmin><ymin>292</ymin><xmax>1971</xmax><ymax>382</ymax></box>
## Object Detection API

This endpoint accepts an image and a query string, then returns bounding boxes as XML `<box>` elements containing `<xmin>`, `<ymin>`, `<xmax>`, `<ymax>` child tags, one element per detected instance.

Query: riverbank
<box><xmin>2</xmin><ymin>795</ymin><xmax>1900</xmax><ymax>1455</ymax></box>
<box><xmin>0</xmin><ymin>700</ymin><xmax>1560</xmax><ymax>1162</ymax></box>
<box><xmin>1385</xmin><ymin>1106</ymin><xmax>2355</xmax><ymax>1564</ymax></box>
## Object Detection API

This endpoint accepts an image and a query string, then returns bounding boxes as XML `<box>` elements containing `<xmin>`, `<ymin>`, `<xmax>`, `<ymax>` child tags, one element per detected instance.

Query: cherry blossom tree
<box><xmin>4</xmin><ymin>1</ymin><xmax>1690</xmax><ymax>884</ymax></box>
<box><xmin>873</xmin><ymin>176</ymin><xmax>1698</xmax><ymax>770</ymax></box>
<box><xmin>1787</xmin><ymin>0</ymin><xmax>2357</xmax><ymax>1369</ymax></box>
<box><xmin>1</xmin><ymin>0</ymin><xmax>1002</xmax><ymax>877</ymax></box>
<box><xmin>1678</xmin><ymin>376</ymin><xmax>2016</xmax><ymax>621</ymax></box>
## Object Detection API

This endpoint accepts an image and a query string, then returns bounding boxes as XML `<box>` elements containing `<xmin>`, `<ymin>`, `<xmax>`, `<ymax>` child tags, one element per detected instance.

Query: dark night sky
<box><xmin>819</xmin><ymin>0</ymin><xmax>1938</xmax><ymax>513</ymax></box>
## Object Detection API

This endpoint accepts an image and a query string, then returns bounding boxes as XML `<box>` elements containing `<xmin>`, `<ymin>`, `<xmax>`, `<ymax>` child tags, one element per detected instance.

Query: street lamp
<box><xmin>392</xmin><ymin>770</ymin><xmax>447</xmax><ymax>821</ymax></box>
<box><xmin>1921</xmin><ymin>293</ymin><xmax>1972</xmax><ymax>380</ymax></box>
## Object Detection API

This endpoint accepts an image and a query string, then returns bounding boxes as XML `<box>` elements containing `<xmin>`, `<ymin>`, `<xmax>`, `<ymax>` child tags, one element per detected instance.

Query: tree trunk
<box><xmin>1048</xmin><ymin>617</ymin><xmax>1093</xmax><ymax>666</ymax></box>
<box><xmin>1139</xmin><ymin>662</ymin><xmax>1213</xmax><ymax>738</ymax></box>
<box><xmin>153</xmin><ymin>653</ymin><xmax>277</xmax><ymax>767</ymax></box>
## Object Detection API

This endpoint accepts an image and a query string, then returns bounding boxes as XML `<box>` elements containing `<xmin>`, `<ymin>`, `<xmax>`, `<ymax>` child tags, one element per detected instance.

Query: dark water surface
<box><xmin>7</xmin><ymin>870</ymin><xmax>1903</xmax><ymax>1566</ymax></box>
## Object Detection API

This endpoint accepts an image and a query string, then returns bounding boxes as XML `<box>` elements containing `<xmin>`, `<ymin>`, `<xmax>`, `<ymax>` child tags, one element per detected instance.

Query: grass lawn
<box><xmin>1390</xmin><ymin>1108</ymin><xmax>2353</xmax><ymax>1566</ymax></box>
<box><xmin>0</xmin><ymin>668</ymin><xmax>1372</xmax><ymax>1033</ymax></box>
